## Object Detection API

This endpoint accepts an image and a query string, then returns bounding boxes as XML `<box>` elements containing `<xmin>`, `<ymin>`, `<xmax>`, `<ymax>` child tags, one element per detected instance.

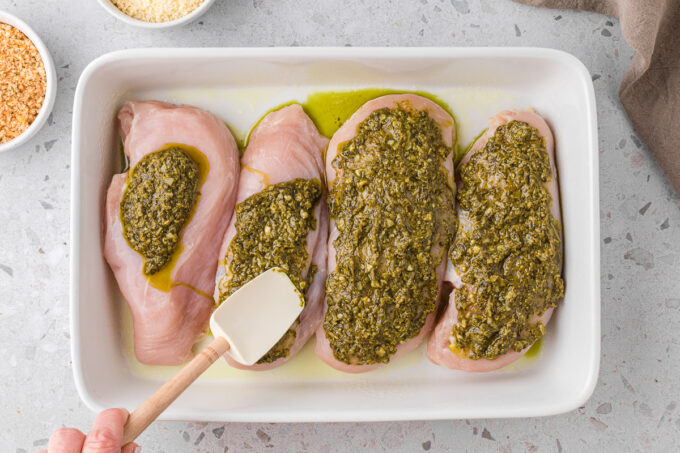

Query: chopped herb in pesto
<box><xmin>325</xmin><ymin>106</ymin><xmax>456</xmax><ymax>365</ymax></box>
<box><xmin>219</xmin><ymin>178</ymin><xmax>322</xmax><ymax>363</ymax></box>
<box><xmin>120</xmin><ymin>147</ymin><xmax>199</xmax><ymax>275</ymax></box>
<box><xmin>450</xmin><ymin>120</ymin><xmax>564</xmax><ymax>360</ymax></box>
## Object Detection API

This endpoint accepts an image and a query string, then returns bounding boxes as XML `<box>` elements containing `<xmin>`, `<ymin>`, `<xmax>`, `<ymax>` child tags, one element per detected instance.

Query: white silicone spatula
<box><xmin>121</xmin><ymin>268</ymin><xmax>304</xmax><ymax>444</ymax></box>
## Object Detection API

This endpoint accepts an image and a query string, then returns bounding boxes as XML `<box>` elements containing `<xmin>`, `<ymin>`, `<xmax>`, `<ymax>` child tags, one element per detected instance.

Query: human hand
<box><xmin>38</xmin><ymin>408</ymin><xmax>140</xmax><ymax>453</ymax></box>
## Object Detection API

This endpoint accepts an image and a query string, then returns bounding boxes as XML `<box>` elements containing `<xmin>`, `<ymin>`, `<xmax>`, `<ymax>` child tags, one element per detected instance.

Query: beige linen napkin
<box><xmin>516</xmin><ymin>0</ymin><xmax>680</xmax><ymax>194</ymax></box>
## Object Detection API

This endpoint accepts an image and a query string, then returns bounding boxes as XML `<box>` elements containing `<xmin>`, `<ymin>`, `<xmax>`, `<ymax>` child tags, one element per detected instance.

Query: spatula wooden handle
<box><xmin>122</xmin><ymin>336</ymin><xmax>230</xmax><ymax>445</ymax></box>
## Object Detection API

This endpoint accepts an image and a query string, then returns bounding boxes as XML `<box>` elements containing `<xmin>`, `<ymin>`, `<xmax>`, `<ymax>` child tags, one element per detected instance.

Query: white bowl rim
<box><xmin>95</xmin><ymin>0</ymin><xmax>216</xmax><ymax>29</ymax></box>
<box><xmin>0</xmin><ymin>11</ymin><xmax>57</xmax><ymax>153</ymax></box>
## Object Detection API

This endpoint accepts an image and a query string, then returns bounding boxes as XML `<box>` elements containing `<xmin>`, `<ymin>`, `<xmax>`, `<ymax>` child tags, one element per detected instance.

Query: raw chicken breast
<box><xmin>215</xmin><ymin>104</ymin><xmax>329</xmax><ymax>370</ymax></box>
<box><xmin>104</xmin><ymin>101</ymin><xmax>240</xmax><ymax>366</ymax></box>
<box><xmin>316</xmin><ymin>94</ymin><xmax>456</xmax><ymax>373</ymax></box>
<box><xmin>427</xmin><ymin>110</ymin><xmax>562</xmax><ymax>372</ymax></box>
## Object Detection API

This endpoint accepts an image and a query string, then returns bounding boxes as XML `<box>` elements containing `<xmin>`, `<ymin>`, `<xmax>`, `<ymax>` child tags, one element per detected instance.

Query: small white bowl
<box><xmin>0</xmin><ymin>11</ymin><xmax>57</xmax><ymax>153</ymax></box>
<box><xmin>96</xmin><ymin>0</ymin><xmax>216</xmax><ymax>29</ymax></box>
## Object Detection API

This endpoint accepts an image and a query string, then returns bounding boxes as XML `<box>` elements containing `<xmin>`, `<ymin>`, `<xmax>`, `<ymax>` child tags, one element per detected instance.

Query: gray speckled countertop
<box><xmin>1</xmin><ymin>0</ymin><xmax>679</xmax><ymax>451</ymax></box>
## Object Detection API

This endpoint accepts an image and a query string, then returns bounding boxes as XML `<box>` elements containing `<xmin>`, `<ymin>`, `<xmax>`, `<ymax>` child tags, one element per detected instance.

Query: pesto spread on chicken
<box><xmin>120</xmin><ymin>147</ymin><xmax>200</xmax><ymax>275</ymax></box>
<box><xmin>450</xmin><ymin>120</ymin><xmax>564</xmax><ymax>360</ymax></box>
<box><xmin>219</xmin><ymin>178</ymin><xmax>322</xmax><ymax>363</ymax></box>
<box><xmin>325</xmin><ymin>106</ymin><xmax>456</xmax><ymax>365</ymax></box>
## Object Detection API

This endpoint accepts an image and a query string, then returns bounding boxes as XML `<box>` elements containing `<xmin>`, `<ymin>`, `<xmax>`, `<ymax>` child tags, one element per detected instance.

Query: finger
<box><xmin>82</xmin><ymin>408</ymin><xmax>129</xmax><ymax>453</ymax></box>
<box><xmin>121</xmin><ymin>442</ymin><xmax>141</xmax><ymax>453</ymax></box>
<box><xmin>47</xmin><ymin>427</ymin><xmax>86</xmax><ymax>453</ymax></box>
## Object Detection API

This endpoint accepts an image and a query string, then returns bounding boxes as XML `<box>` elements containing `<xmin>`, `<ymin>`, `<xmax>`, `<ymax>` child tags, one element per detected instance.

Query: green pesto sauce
<box><xmin>219</xmin><ymin>178</ymin><xmax>322</xmax><ymax>363</ymax></box>
<box><xmin>120</xmin><ymin>147</ymin><xmax>199</xmax><ymax>275</ymax></box>
<box><xmin>224</xmin><ymin>122</ymin><xmax>247</xmax><ymax>154</ymax></box>
<box><xmin>450</xmin><ymin>120</ymin><xmax>564</xmax><ymax>360</ymax></box>
<box><xmin>324</xmin><ymin>106</ymin><xmax>457</xmax><ymax>365</ymax></box>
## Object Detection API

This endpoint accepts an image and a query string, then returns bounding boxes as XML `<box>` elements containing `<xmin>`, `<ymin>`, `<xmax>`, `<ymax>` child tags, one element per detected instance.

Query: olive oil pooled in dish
<box><xmin>241</xmin><ymin>89</ymin><xmax>460</xmax><ymax>155</ymax></box>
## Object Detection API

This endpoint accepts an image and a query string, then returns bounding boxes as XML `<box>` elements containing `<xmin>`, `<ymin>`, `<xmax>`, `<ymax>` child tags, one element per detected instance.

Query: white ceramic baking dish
<box><xmin>71</xmin><ymin>47</ymin><xmax>600</xmax><ymax>422</ymax></box>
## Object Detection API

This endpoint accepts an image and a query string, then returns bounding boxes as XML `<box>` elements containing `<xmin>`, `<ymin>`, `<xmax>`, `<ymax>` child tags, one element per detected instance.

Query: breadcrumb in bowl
<box><xmin>0</xmin><ymin>11</ymin><xmax>56</xmax><ymax>153</ymax></box>
<box><xmin>0</xmin><ymin>23</ymin><xmax>45</xmax><ymax>144</ymax></box>
<box><xmin>96</xmin><ymin>0</ymin><xmax>217</xmax><ymax>29</ymax></box>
